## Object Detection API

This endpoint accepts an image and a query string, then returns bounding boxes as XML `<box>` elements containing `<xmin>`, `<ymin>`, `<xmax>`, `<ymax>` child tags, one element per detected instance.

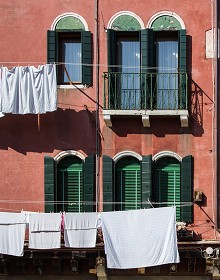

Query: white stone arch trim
<box><xmin>147</xmin><ymin>11</ymin><xmax>186</xmax><ymax>30</ymax></box>
<box><xmin>113</xmin><ymin>150</ymin><xmax>142</xmax><ymax>163</ymax></box>
<box><xmin>153</xmin><ymin>151</ymin><xmax>182</xmax><ymax>162</ymax></box>
<box><xmin>107</xmin><ymin>11</ymin><xmax>145</xmax><ymax>30</ymax></box>
<box><xmin>51</xmin><ymin>12</ymin><xmax>89</xmax><ymax>31</ymax></box>
<box><xmin>54</xmin><ymin>150</ymin><xmax>86</xmax><ymax>163</ymax></box>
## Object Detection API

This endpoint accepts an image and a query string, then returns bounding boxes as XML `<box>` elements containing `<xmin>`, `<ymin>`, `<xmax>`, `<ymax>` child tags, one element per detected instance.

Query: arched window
<box><xmin>44</xmin><ymin>154</ymin><xmax>95</xmax><ymax>213</ymax></box>
<box><xmin>153</xmin><ymin>157</ymin><xmax>181</xmax><ymax>220</ymax></box>
<box><xmin>48</xmin><ymin>14</ymin><xmax>92</xmax><ymax>86</ymax></box>
<box><xmin>115</xmin><ymin>156</ymin><xmax>141</xmax><ymax>210</ymax></box>
<box><xmin>57</xmin><ymin>156</ymin><xmax>83</xmax><ymax>212</ymax></box>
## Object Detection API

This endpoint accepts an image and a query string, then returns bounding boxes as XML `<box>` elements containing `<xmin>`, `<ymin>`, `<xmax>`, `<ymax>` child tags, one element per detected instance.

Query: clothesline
<box><xmin>0</xmin><ymin>62</ymin><xmax>182</xmax><ymax>71</ymax></box>
<box><xmin>0</xmin><ymin>200</ymin><xmax>194</xmax><ymax>206</ymax></box>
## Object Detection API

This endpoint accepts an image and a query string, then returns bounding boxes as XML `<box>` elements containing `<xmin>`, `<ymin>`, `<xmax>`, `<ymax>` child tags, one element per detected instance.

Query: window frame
<box><xmin>47</xmin><ymin>30</ymin><xmax>92</xmax><ymax>86</ymax></box>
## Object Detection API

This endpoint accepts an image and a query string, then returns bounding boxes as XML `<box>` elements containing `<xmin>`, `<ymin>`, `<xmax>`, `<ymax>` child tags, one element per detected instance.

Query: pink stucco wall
<box><xmin>0</xmin><ymin>0</ymin><xmax>216</xmax><ymax>240</ymax></box>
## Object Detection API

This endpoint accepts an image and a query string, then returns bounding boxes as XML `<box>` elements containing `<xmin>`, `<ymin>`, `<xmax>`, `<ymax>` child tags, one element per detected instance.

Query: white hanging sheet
<box><xmin>0</xmin><ymin>64</ymin><xmax>57</xmax><ymax>115</ymax></box>
<box><xmin>29</xmin><ymin>213</ymin><xmax>61</xmax><ymax>249</ymax></box>
<box><xmin>101</xmin><ymin>207</ymin><xmax>180</xmax><ymax>269</ymax></box>
<box><xmin>0</xmin><ymin>212</ymin><xmax>27</xmax><ymax>256</ymax></box>
<box><xmin>64</xmin><ymin>212</ymin><xmax>98</xmax><ymax>248</ymax></box>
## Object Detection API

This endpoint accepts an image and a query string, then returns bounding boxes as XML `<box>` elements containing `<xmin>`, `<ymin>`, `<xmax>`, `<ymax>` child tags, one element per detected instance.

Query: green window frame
<box><xmin>102</xmin><ymin>154</ymin><xmax>192</xmax><ymax>222</ymax></box>
<box><xmin>44</xmin><ymin>154</ymin><xmax>95</xmax><ymax>213</ymax></box>
<box><xmin>47</xmin><ymin>30</ymin><xmax>92</xmax><ymax>86</ymax></box>
<box><xmin>106</xmin><ymin>28</ymin><xmax>187</xmax><ymax>110</ymax></box>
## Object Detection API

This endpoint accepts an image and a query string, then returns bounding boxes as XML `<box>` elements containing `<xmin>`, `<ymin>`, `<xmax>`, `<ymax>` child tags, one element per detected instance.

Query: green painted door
<box><xmin>115</xmin><ymin>157</ymin><xmax>141</xmax><ymax>211</ymax></box>
<box><xmin>154</xmin><ymin>157</ymin><xmax>181</xmax><ymax>220</ymax></box>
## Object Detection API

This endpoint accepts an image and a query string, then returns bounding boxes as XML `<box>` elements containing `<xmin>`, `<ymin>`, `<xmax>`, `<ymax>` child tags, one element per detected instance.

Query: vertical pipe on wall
<box><xmin>94</xmin><ymin>0</ymin><xmax>100</xmax><ymax>212</ymax></box>
<box><xmin>214</xmin><ymin>0</ymin><xmax>219</xmax><ymax>229</ymax></box>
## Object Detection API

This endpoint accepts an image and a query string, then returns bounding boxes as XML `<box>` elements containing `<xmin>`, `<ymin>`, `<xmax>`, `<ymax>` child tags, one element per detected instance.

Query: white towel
<box><xmin>0</xmin><ymin>212</ymin><xmax>27</xmax><ymax>256</ymax></box>
<box><xmin>29</xmin><ymin>213</ymin><xmax>61</xmax><ymax>249</ymax></box>
<box><xmin>101</xmin><ymin>207</ymin><xmax>180</xmax><ymax>269</ymax></box>
<box><xmin>0</xmin><ymin>64</ymin><xmax>57</xmax><ymax>115</ymax></box>
<box><xmin>64</xmin><ymin>212</ymin><xmax>98</xmax><ymax>248</ymax></box>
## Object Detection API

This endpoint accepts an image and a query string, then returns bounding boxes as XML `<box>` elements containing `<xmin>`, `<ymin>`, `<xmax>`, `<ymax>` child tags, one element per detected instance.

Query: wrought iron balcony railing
<box><xmin>103</xmin><ymin>72</ymin><xmax>188</xmax><ymax>111</ymax></box>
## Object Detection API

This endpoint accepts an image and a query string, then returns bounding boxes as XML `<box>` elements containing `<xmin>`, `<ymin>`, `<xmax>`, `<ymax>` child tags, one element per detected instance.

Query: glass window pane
<box><xmin>156</xmin><ymin>38</ymin><xmax>178</xmax><ymax>109</ymax></box>
<box><xmin>62</xmin><ymin>39</ymin><xmax>82</xmax><ymax>83</ymax></box>
<box><xmin>117</xmin><ymin>38</ymin><xmax>140</xmax><ymax>109</ymax></box>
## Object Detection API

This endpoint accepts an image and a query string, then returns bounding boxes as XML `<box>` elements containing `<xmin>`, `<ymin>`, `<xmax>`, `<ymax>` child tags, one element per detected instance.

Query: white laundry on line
<box><xmin>0</xmin><ymin>212</ymin><xmax>27</xmax><ymax>257</ymax></box>
<box><xmin>0</xmin><ymin>64</ymin><xmax>57</xmax><ymax>115</ymax></box>
<box><xmin>64</xmin><ymin>212</ymin><xmax>98</xmax><ymax>248</ymax></box>
<box><xmin>101</xmin><ymin>207</ymin><xmax>180</xmax><ymax>269</ymax></box>
<box><xmin>29</xmin><ymin>212</ymin><xmax>62</xmax><ymax>249</ymax></box>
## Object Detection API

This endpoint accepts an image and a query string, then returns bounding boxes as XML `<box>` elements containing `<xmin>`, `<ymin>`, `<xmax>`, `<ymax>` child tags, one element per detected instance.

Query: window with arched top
<box><xmin>57</xmin><ymin>156</ymin><xmax>83</xmax><ymax>212</ymax></box>
<box><xmin>103</xmin><ymin>152</ymin><xmax>193</xmax><ymax>222</ymax></box>
<box><xmin>47</xmin><ymin>14</ymin><xmax>92</xmax><ymax>86</ymax></box>
<box><xmin>115</xmin><ymin>156</ymin><xmax>141</xmax><ymax>210</ymax></box>
<box><xmin>153</xmin><ymin>157</ymin><xmax>181</xmax><ymax>220</ymax></box>
<box><xmin>104</xmin><ymin>11</ymin><xmax>188</xmax><ymax>113</ymax></box>
<box><xmin>44</xmin><ymin>154</ymin><xmax>95</xmax><ymax>213</ymax></box>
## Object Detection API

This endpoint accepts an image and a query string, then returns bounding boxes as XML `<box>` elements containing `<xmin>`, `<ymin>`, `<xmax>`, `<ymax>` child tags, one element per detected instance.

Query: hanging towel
<box><xmin>0</xmin><ymin>64</ymin><xmax>57</xmax><ymax>115</ymax></box>
<box><xmin>64</xmin><ymin>212</ymin><xmax>98</xmax><ymax>248</ymax></box>
<box><xmin>0</xmin><ymin>212</ymin><xmax>27</xmax><ymax>257</ymax></box>
<box><xmin>101</xmin><ymin>207</ymin><xmax>180</xmax><ymax>269</ymax></box>
<box><xmin>29</xmin><ymin>213</ymin><xmax>62</xmax><ymax>249</ymax></box>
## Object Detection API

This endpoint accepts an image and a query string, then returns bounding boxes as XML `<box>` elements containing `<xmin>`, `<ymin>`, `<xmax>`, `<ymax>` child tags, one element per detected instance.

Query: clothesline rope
<box><xmin>0</xmin><ymin>200</ymin><xmax>194</xmax><ymax>206</ymax></box>
<box><xmin>0</xmin><ymin>62</ymin><xmax>184</xmax><ymax>71</ymax></box>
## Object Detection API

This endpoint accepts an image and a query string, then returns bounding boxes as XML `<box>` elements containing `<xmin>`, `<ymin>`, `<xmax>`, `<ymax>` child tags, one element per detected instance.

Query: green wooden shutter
<box><xmin>179</xmin><ymin>29</ymin><xmax>187</xmax><ymax>109</ymax></box>
<box><xmin>181</xmin><ymin>155</ymin><xmax>193</xmax><ymax>222</ymax></box>
<box><xmin>140</xmin><ymin>29</ymin><xmax>154</xmax><ymax>70</ymax></box>
<box><xmin>115</xmin><ymin>158</ymin><xmax>141</xmax><ymax>211</ymax></box>
<box><xmin>179</xmin><ymin>29</ymin><xmax>187</xmax><ymax>71</ymax></box>
<box><xmin>123</xmin><ymin>169</ymin><xmax>141</xmax><ymax>210</ymax></box>
<box><xmin>141</xmin><ymin>155</ymin><xmax>152</xmax><ymax>208</ymax></box>
<box><xmin>140</xmin><ymin>29</ymin><xmax>154</xmax><ymax>109</ymax></box>
<box><xmin>154</xmin><ymin>158</ymin><xmax>181</xmax><ymax>220</ymax></box>
<box><xmin>82</xmin><ymin>31</ymin><xmax>92</xmax><ymax>85</ymax></box>
<box><xmin>47</xmin><ymin>30</ymin><xmax>57</xmax><ymax>63</ymax></box>
<box><xmin>107</xmin><ymin>29</ymin><xmax>117</xmax><ymax>72</ymax></box>
<box><xmin>84</xmin><ymin>155</ymin><xmax>95</xmax><ymax>212</ymax></box>
<box><xmin>103</xmin><ymin>155</ymin><xmax>114</xmax><ymax>211</ymax></box>
<box><xmin>44</xmin><ymin>155</ymin><xmax>55</xmax><ymax>213</ymax></box>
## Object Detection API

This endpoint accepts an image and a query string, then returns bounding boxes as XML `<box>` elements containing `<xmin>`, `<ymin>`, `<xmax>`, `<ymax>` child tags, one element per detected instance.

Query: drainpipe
<box><xmin>94</xmin><ymin>0</ymin><xmax>100</xmax><ymax>212</ymax></box>
<box><xmin>214</xmin><ymin>0</ymin><xmax>218</xmax><ymax>229</ymax></box>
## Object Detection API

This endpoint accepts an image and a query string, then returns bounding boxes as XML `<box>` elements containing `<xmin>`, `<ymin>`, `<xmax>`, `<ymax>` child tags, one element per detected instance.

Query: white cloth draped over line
<box><xmin>101</xmin><ymin>207</ymin><xmax>180</xmax><ymax>269</ymax></box>
<box><xmin>29</xmin><ymin>213</ymin><xmax>62</xmax><ymax>249</ymax></box>
<box><xmin>0</xmin><ymin>212</ymin><xmax>27</xmax><ymax>257</ymax></box>
<box><xmin>0</xmin><ymin>64</ymin><xmax>57</xmax><ymax>115</ymax></box>
<box><xmin>64</xmin><ymin>212</ymin><xmax>98</xmax><ymax>248</ymax></box>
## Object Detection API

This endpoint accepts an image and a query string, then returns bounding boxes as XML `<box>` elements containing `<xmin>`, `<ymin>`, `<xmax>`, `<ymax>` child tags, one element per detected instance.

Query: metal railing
<box><xmin>103</xmin><ymin>72</ymin><xmax>188</xmax><ymax>110</ymax></box>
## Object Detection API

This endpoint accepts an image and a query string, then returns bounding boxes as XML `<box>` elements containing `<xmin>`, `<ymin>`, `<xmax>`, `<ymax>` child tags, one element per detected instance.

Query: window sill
<box><xmin>57</xmin><ymin>84</ymin><xmax>86</xmax><ymax>89</ymax></box>
<box><xmin>103</xmin><ymin>109</ymin><xmax>189</xmax><ymax>128</ymax></box>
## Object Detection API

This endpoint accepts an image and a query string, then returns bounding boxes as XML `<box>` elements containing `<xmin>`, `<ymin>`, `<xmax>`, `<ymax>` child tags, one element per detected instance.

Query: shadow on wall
<box><xmin>0</xmin><ymin>108</ymin><xmax>98</xmax><ymax>154</ymax></box>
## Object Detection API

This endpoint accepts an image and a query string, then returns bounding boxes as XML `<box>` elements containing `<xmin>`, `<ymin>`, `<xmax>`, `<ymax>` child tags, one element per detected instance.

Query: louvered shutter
<box><xmin>115</xmin><ymin>158</ymin><xmax>141</xmax><ymax>211</ymax></box>
<box><xmin>181</xmin><ymin>155</ymin><xmax>193</xmax><ymax>222</ymax></box>
<box><xmin>84</xmin><ymin>155</ymin><xmax>95</xmax><ymax>212</ymax></box>
<box><xmin>141</xmin><ymin>155</ymin><xmax>152</xmax><ymax>208</ymax></box>
<box><xmin>44</xmin><ymin>155</ymin><xmax>55</xmax><ymax>213</ymax></box>
<box><xmin>154</xmin><ymin>158</ymin><xmax>181</xmax><ymax>220</ymax></box>
<box><xmin>47</xmin><ymin>30</ymin><xmax>57</xmax><ymax>63</ymax></box>
<box><xmin>123</xmin><ymin>168</ymin><xmax>141</xmax><ymax>210</ymax></box>
<box><xmin>140</xmin><ymin>29</ymin><xmax>154</xmax><ymax>109</ymax></box>
<box><xmin>179</xmin><ymin>29</ymin><xmax>187</xmax><ymax>109</ymax></box>
<box><xmin>82</xmin><ymin>31</ymin><xmax>92</xmax><ymax>85</ymax></box>
<box><xmin>107</xmin><ymin>29</ymin><xmax>117</xmax><ymax>72</ymax></box>
<box><xmin>103</xmin><ymin>155</ymin><xmax>114</xmax><ymax>211</ymax></box>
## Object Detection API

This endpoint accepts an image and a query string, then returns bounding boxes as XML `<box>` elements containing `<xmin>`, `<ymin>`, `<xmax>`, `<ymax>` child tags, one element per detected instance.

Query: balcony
<box><xmin>103</xmin><ymin>72</ymin><xmax>188</xmax><ymax>127</ymax></box>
